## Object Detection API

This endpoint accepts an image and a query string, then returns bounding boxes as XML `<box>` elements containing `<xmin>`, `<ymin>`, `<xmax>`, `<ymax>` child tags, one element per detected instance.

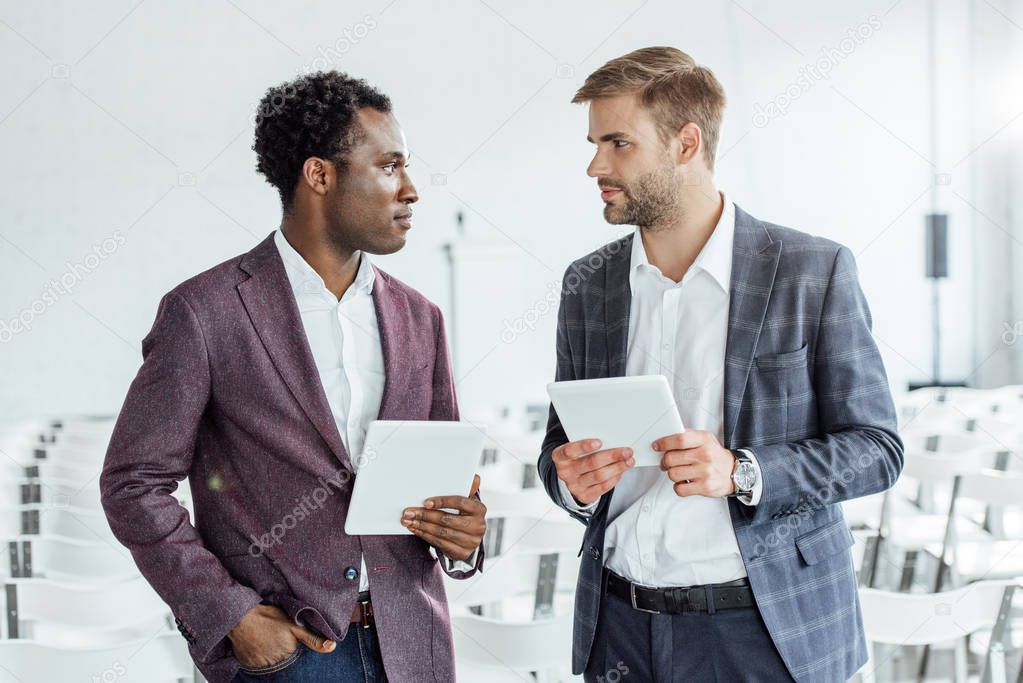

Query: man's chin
<box><xmin>603</xmin><ymin>206</ymin><xmax>629</xmax><ymax>225</ymax></box>
<box><xmin>362</xmin><ymin>233</ymin><xmax>407</xmax><ymax>256</ymax></box>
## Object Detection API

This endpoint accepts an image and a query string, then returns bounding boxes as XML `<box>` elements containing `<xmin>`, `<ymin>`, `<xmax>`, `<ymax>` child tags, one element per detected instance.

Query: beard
<box><xmin>602</xmin><ymin>161</ymin><xmax>681</xmax><ymax>230</ymax></box>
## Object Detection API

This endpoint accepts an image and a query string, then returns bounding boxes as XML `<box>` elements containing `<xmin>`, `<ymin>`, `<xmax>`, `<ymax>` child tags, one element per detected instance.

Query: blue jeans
<box><xmin>233</xmin><ymin>622</ymin><xmax>387</xmax><ymax>683</ymax></box>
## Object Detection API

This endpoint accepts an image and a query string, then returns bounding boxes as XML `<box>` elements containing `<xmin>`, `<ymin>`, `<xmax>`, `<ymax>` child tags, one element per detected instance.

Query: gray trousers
<box><xmin>583</xmin><ymin>586</ymin><xmax>795</xmax><ymax>683</ymax></box>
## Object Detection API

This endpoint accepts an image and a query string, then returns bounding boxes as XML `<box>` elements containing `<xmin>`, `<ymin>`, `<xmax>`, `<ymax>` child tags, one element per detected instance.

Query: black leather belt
<box><xmin>606</xmin><ymin>571</ymin><xmax>754</xmax><ymax>614</ymax></box>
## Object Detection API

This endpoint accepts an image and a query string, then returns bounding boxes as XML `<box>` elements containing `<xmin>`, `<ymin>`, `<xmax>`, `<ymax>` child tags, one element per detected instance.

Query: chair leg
<box><xmin>918</xmin><ymin>644</ymin><xmax>931</xmax><ymax>683</ymax></box>
<box><xmin>859</xmin><ymin>640</ymin><xmax>877</xmax><ymax>683</ymax></box>
<box><xmin>864</xmin><ymin>535</ymin><xmax>883</xmax><ymax>588</ymax></box>
<box><xmin>899</xmin><ymin>550</ymin><xmax>918</xmax><ymax>592</ymax></box>
<box><xmin>953</xmin><ymin>637</ymin><xmax>968</xmax><ymax>683</ymax></box>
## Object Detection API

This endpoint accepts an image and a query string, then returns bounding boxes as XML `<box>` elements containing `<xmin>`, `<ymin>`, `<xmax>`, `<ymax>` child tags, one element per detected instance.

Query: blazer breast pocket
<box><xmin>754</xmin><ymin>342</ymin><xmax>808</xmax><ymax>370</ymax></box>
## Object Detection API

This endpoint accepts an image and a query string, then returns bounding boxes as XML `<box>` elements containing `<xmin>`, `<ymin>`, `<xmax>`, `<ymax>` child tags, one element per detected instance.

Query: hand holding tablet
<box><xmin>345</xmin><ymin>421</ymin><xmax>486</xmax><ymax>561</ymax></box>
<box><xmin>546</xmin><ymin>375</ymin><xmax>686</xmax><ymax>506</ymax></box>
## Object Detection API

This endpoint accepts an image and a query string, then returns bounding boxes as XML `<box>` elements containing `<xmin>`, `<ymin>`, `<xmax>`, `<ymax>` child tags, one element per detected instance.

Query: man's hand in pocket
<box><xmin>228</xmin><ymin>604</ymin><xmax>335</xmax><ymax>668</ymax></box>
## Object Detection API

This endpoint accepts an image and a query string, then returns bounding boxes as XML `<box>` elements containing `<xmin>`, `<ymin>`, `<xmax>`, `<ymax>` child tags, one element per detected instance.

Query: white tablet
<box><xmin>345</xmin><ymin>420</ymin><xmax>484</xmax><ymax>535</ymax></box>
<box><xmin>546</xmin><ymin>375</ymin><xmax>684</xmax><ymax>468</ymax></box>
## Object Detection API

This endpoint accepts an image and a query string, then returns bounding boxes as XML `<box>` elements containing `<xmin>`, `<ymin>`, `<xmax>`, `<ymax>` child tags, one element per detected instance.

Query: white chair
<box><xmin>452</xmin><ymin>612</ymin><xmax>573</xmax><ymax>683</ymax></box>
<box><xmin>865</xmin><ymin>452</ymin><xmax>995</xmax><ymax>589</ymax></box>
<box><xmin>927</xmin><ymin>469</ymin><xmax>1023</xmax><ymax>589</ymax></box>
<box><xmin>0</xmin><ymin>475</ymin><xmax>103</xmax><ymax>510</ymax></box>
<box><xmin>478</xmin><ymin>458</ymin><xmax>539</xmax><ymax>492</ymax></box>
<box><xmin>479</xmin><ymin>486</ymin><xmax>560</xmax><ymax>519</ymax></box>
<box><xmin>856</xmin><ymin>580</ymin><xmax>1018</xmax><ymax>683</ymax></box>
<box><xmin>444</xmin><ymin>550</ymin><xmax>580</xmax><ymax>616</ymax></box>
<box><xmin>3</xmin><ymin>576</ymin><xmax>169</xmax><ymax>636</ymax></box>
<box><xmin>0</xmin><ymin>504</ymin><xmax>118</xmax><ymax>542</ymax></box>
<box><xmin>0</xmin><ymin>534</ymin><xmax>138</xmax><ymax>582</ymax></box>
<box><xmin>0</xmin><ymin>631</ymin><xmax>192</xmax><ymax>682</ymax></box>
<box><xmin>497</xmin><ymin>515</ymin><xmax>583</xmax><ymax>556</ymax></box>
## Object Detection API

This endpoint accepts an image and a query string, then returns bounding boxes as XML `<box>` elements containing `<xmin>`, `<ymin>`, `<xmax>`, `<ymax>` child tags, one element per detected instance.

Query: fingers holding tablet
<box><xmin>552</xmin><ymin>439</ymin><xmax>635</xmax><ymax>506</ymax></box>
<box><xmin>402</xmin><ymin>474</ymin><xmax>487</xmax><ymax>562</ymax></box>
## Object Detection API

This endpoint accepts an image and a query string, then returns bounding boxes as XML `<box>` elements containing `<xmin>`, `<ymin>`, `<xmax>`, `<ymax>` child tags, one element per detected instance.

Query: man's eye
<box><xmin>613</xmin><ymin>139</ymin><xmax>629</xmax><ymax>148</ymax></box>
<box><xmin>382</xmin><ymin>163</ymin><xmax>397</xmax><ymax>173</ymax></box>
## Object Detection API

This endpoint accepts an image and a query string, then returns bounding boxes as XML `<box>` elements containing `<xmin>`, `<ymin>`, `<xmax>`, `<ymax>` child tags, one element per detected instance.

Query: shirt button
<box><xmin>344</xmin><ymin>566</ymin><xmax>359</xmax><ymax>581</ymax></box>
<box><xmin>641</xmin><ymin>504</ymin><xmax>651</xmax><ymax>513</ymax></box>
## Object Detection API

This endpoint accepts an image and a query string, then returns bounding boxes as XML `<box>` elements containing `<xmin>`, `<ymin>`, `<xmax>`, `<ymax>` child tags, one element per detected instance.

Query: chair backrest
<box><xmin>859</xmin><ymin>581</ymin><xmax>1016</xmax><ymax>645</ymax></box>
<box><xmin>0</xmin><ymin>631</ymin><xmax>192</xmax><ymax>681</ymax></box>
<box><xmin>1</xmin><ymin>535</ymin><xmax>138</xmax><ymax>581</ymax></box>
<box><xmin>4</xmin><ymin>576</ymin><xmax>168</xmax><ymax>630</ymax></box>
<box><xmin>900</xmin><ymin>451</ymin><xmax>990</xmax><ymax>483</ymax></box>
<box><xmin>478</xmin><ymin>487</ymin><xmax>559</xmax><ymax>519</ymax></box>
<box><xmin>496</xmin><ymin>515</ymin><xmax>582</xmax><ymax>556</ymax></box>
<box><xmin>955</xmin><ymin>469</ymin><xmax>1023</xmax><ymax>509</ymax></box>
<box><xmin>444</xmin><ymin>550</ymin><xmax>580</xmax><ymax>609</ymax></box>
<box><xmin>451</xmin><ymin>612</ymin><xmax>573</xmax><ymax>671</ymax></box>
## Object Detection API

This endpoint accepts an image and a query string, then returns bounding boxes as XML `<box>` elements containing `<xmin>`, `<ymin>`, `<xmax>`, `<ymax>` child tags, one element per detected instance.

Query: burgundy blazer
<box><xmin>100</xmin><ymin>232</ymin><xmax>483</xmax><ymax>683</ymax></box>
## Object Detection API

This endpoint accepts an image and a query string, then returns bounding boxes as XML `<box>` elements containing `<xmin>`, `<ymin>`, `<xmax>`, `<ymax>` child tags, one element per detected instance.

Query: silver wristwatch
<box><xmin>730</xmin><ymin>450</ymin><xmax>757</xmax><ymax>498</ymax></box>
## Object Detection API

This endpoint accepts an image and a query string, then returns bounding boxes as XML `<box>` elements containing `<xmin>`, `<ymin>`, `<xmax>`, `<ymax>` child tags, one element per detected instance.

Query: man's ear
<box><xmin>300</xmin><ymin>157</ymin><xmax>331</xmax><ymax>198</ymax></box>
<box><xmin>674</xmin><ymin>122</ymin><xmax>702</xmax><ymax>165</ymax></box>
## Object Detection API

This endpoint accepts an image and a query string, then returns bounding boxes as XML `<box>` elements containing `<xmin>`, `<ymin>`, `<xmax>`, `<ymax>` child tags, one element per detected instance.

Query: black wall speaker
<box><xmin>926</xmin><ymin>213</ymin><xmax>948</xmax><ymax>279</ymax></box>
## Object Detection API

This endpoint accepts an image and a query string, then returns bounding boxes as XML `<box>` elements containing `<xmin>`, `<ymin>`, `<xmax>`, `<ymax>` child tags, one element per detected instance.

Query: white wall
<box><xmin>1</xmin><ymin>0</ymin><xmax>1018</xmax><ymax>421</ymax></box>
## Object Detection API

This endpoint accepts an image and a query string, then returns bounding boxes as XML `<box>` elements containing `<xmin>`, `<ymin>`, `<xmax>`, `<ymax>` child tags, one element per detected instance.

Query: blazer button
<box><xmin>588</xmin><ymin>545</ymin><xmax>600</xmax><ymax>560</ymax></box>
<box><xmin>344</xmin><ymin>566</ymin><xmax>359</xmax><ymax>581</ymax></box>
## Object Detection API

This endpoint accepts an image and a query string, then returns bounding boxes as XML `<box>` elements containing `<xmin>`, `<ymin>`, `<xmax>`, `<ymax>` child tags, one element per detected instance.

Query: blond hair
<box><xmin>572</xmin><ymin>47</ymin><xmax>726</xmax><ymax>171</ymax></box>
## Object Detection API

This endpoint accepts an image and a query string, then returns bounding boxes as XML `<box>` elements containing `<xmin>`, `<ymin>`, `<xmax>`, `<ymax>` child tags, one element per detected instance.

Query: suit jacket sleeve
<box><xmin>537</xmin><ymin>270</ymin><xmax>598</xmax><ymax>526</ymax></box>
<box><xmin>99</xmin><ymin>292</ymin><xmax>263</xmax><ymax>661</ymax></box>
<box><xmin>744</xmin><ymin>246</ymin><xmax>904</xmax><ymax>522</ymax></box>
<box><xmin>429</xmin><ymin>305</ymin><xmax>485</xmax><ymax>578</ymax></box>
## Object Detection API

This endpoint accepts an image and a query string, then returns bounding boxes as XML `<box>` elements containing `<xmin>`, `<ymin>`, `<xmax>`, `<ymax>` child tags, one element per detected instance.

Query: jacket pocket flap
<box><xmin>755</xmin><ymin>343</ymin><xmax>808</xmax><ymax>370</ymax></box>
<box><xmin>795</xmin><ymin>519</ymin><xmax>854</xmax><ymax>565</ymax></box>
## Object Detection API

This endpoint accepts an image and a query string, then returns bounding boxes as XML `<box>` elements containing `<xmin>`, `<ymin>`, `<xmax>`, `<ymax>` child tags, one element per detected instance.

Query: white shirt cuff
<box><xmin>557</xmin><ymin>477</ymin><xmax>598</xmax><ymax>515</ymax></box>
<box><xmin>440</xmin><ymin>546</ymin><xmax>478</xmax><ymax>572</ymax></box>
<box><xmin>736</xmin><ymin>448</ymin><xmax>763</xmax><ymax>506</ymax></box>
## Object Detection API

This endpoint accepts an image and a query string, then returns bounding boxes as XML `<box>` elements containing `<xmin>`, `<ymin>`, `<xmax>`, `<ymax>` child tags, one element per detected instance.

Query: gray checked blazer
<box><xmin>538</xmin><ymin>204</ymin><xmax>904</xmax><ymax>682</ymax></box>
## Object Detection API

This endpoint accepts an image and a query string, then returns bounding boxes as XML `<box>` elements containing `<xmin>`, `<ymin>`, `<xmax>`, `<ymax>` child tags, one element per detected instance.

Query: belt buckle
<box><xmin>629</xmin><ymin>582</ymin><xmax>660</xmax><ymax>614</ymax></box>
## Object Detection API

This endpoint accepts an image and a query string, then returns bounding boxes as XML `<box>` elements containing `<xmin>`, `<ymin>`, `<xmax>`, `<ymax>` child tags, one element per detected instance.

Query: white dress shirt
<box><xmin>274</xmin><ymin>230</ymin><xmax>475</xmax><ymax>591</ymax></box>
<box><xmin>558</xmin><ymin>194</ymin><xmax>763</xmax><ymax>588</ymax></box>
<box><xmin>275</xmin><ymin>229</ymin><xmax>383</xmax><ymax>591</ymax></box>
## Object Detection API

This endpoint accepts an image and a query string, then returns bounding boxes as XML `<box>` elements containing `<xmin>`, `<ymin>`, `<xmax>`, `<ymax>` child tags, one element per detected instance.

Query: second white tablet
<box><xmin>345</xmin><ymin>420</ymin><xmax>484</xmax><ymax>536</ymax></box>
<box><xmin>547</xmin><ymin>375</ymin><xmax>684</xmax><ymax>468</ymax></box>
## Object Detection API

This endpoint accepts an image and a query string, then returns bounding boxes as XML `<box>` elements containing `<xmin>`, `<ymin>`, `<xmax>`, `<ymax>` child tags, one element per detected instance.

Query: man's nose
<box><xmin>587</xmin><ymin>151</ymin><xmax>610</xmax><ymax>178</ymax></box>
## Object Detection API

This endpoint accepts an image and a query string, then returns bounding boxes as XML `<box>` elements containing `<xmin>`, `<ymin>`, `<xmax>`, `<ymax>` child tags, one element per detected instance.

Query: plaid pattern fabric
<box><xmin>538</xmin><ymin>205</ymin><xmax>903</xmax><ymax>682</ymax></box>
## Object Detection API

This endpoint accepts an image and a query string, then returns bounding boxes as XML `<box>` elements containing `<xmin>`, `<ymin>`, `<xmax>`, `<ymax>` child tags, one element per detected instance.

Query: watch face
<box><xmin>735</xmin><ymin>461</ymin><xmax>757</xmax><ymax>491</ymax></box>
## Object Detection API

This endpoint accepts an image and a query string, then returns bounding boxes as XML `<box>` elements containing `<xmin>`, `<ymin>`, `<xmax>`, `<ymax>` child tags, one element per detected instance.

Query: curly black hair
<box><xmin>252</xmin><ymin>71</ymin><xmax>391</xmax><ymax>210</ymax></box>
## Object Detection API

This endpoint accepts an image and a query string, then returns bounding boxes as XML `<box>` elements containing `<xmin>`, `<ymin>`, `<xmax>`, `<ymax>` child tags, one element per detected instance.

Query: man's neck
<box><xmin>639</xmin><ymin>186</ymin><xmax>723</xmax><ymax>283</ymax></box>
<box><xmin>280</xmin><ymin>217</ymin><xmax>361</xmax><ymax>300</ymax></box>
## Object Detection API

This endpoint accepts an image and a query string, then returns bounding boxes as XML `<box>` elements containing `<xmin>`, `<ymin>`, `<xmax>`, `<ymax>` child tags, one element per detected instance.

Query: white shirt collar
<box><xmin>274</xmin><ymin>228</ymin><xmax>375</xmax><ymax>298</ymax></box>
<box><xmin>629</xmin><ymin>191</ymin><xmax>735</xmax><ymax>293</ymax></box>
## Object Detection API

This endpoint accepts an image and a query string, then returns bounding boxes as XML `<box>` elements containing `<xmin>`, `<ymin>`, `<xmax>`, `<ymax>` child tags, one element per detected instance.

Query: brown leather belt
<box><xmin>350</xmin><ymin>591</ymin><xmax>374</xmax><ymax>628</ymax></box>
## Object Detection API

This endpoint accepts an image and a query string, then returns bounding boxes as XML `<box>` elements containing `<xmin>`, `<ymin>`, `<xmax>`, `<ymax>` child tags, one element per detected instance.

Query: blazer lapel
<box><xmin>723</xmin><ymin>206</ymin><xmax>781</xmax><ymax>446</ymax></box>
<box><xmin>370</xmin><ymin>268</ymin><xmax>411</xmax><ymax>420</ymax></box>
<box><xmin>604</xmin><ymin>233</ymin><xmax>634</xmax><ymax>378</ymax></box>
<box><xmin>237</xmin><ymin>233</ymin><xmax>353</xmax><ymax>471</ymax></box>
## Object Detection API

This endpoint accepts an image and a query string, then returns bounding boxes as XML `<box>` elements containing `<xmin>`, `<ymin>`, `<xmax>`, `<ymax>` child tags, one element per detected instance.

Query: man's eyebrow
<box><xmin>378</xmin><ymin>151</ymin><xmax>408</xmax><ymax>161</ymax></box>
<box><xmin>586</xmin><ymin>132</ymin><xmax>629</xmax><ymax>143</ymax></box>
